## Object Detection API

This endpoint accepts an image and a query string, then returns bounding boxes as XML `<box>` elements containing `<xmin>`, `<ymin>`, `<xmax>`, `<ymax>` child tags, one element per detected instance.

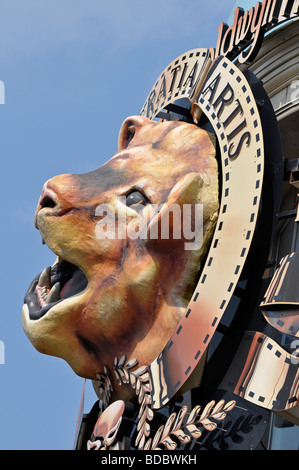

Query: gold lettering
<box><xmin>277</xmin><ymin>0</ymin><xmax>291</xmax><ymax>19</ymax></box>
<box><xmin>266</xmin><ymin>0</ymin><xmax>283</xmax><ymax>24</ymax></box>
<box><xmin>290</xmin><ymin>0</ymin><xmax>299</xmax><ymax>15</ymax></box>
<box><xmin>220</xmin><ymin>8</ymin><xmax>243</xmax><ymax>56</ymax></box>
<box><xmin>239</xmin><ymin>0</ymin><xmax>269</xmax><ymax>64</ymax></box>
<box><xmin>213</xmin><ymin>0</ymin><xmax>299</xmax><ymax>65</ymax></box>
<box><xmin>209</xmin><ymin>47</ymin><xmax>216</xmax><ymax>61</ymax></box>
<box><xmin>235</xmin><ymin>8</ymin><xmax>254</xmax><ymax>47</ymax></box>
<box><xmin>215</xmin><ymin>23</ymin><xmax>229</xmax><ymax>58</ymax></box>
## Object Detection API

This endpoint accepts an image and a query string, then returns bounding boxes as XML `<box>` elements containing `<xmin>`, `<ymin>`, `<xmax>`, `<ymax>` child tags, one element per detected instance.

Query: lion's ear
<box><xmin>118</xmin><ymin>116</ymin><xmax>151</xmax><ymax>151</ymax></box>
<box><xmin>146</xmin><ymin>173</ymin><xmax>205</xmax><ymax>250</ymax></box>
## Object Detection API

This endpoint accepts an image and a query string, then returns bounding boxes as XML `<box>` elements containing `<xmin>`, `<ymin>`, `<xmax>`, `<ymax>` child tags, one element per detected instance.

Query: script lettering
<box><xmin>211</xmin><ymin>0</ymin><xmax>299</xmax><ymax>65</ymax></box>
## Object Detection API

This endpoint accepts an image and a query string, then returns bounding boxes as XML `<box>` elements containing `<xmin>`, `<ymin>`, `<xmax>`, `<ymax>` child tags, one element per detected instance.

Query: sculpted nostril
<box><xmin>40</xmin><ymin>194</ymin><xmax>57</xmax><ymax>209</ymax></box>
<box><xmin>34</xmin><ymin>188</ymin><xmax>60</xmax><ymax>229</ymax></box>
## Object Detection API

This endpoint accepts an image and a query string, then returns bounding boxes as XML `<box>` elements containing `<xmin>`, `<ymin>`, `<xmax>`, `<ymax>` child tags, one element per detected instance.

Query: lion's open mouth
<box><xmin>24</xmin><ymin>258</ymin><xmax>88</xmax><ymax>320</ymax></box>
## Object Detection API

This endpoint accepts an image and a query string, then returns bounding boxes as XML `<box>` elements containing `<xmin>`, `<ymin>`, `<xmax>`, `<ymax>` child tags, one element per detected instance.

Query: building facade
<box><xmin>235</xmin><ymin>3</ymin><xmax>299</xmax><ymax>450</ymax></box>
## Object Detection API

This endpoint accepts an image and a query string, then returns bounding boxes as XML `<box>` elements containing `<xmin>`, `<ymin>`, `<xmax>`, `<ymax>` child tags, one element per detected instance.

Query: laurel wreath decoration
<box><xmin>144</xmin><ymin>399</ymin><xmax>236</xmax><ymax>450</ymax></box>
<box><xmin>92</xmin><ymin>356</ymin><xmax>236</xmax><ymax>451</ymax></box>
<box><xmin>113</xmin><ymin>355</ymin><xmax>154</xmax><ymax>449</ymax></box>
<box><xmin>94</xmin><ymin>365</ymin><xmax>113</xmax><ymax>411</ymax></box>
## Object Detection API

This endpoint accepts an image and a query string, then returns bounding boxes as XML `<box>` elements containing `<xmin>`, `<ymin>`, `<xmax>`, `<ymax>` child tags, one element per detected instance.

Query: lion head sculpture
<box><xmin>22</xmin><ymin>115</ymin><xmax>219</xmax><ymax>401</ymax></box>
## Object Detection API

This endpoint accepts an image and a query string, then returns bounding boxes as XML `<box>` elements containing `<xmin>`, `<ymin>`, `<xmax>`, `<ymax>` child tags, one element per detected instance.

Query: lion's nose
<box><xmin>39</xmin><ymin>187</ymin><xmax>59</xmax><ymax>210</ymax></box>
<box><xmin>35</xmin><ymin>176</ymin><xmax>74</xmax><ymax>229</ymax></box>
<box><xmin>34</xmin><ymin>185</ymin><xmax>59</xmax><ymax>229</ymax></box>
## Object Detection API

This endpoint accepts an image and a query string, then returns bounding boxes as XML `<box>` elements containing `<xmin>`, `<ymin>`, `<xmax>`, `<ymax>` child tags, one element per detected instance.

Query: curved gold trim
<box><xmin>141</xmin><ymin>55</ymin><xmax>265</xmax><ymax>409</ymax></box>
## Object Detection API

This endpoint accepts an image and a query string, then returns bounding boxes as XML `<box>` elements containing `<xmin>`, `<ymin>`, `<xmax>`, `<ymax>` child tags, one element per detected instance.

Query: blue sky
<box><xmin>0</xmin><ymin>0</ymin><xmax>246</xmax><ymax>450</ymax></box>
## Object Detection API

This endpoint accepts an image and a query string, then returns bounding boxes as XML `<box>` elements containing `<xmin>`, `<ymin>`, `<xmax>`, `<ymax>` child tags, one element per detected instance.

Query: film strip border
<box><xmin>262</xmin><ymin>253</ymin><xmax>293</xmax><ymax>305</ymax></box>
<box><xmin>149</xmin><ymin>57</ymin><xmax>265</xmax><ymax>409</ymax></box>
<box><xmin>260</xmin><ymin>252</ymin><xmax>299</xmax><ymax>337</ymax></box>
<box><xmin>140</xmin><ymin>49</ymin><xmax>210</xmax><ymax>120</ymax></box>
<box><xmin>222</xmin><ymin>331</ymin><xmax>299</xmax><ymax>411</ymax></box>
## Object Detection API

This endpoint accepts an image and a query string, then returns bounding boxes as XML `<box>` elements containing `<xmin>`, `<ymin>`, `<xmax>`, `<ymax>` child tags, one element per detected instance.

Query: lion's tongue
<box><xmin>60</xmin><ymin>279</ymin><xmax>73</xmax><ymax>299</ymax></box>
<box><xmin>60</xmin><ymin>269</ymin><xmax>88</xmax><ymax>299</ymax></box>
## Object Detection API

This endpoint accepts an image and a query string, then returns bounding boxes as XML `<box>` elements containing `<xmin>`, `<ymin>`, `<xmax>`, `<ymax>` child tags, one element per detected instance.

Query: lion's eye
<box><xmin>126</xmin><ymin>190</ymin><xmax>149</xmax><ymax>211</ymax></box>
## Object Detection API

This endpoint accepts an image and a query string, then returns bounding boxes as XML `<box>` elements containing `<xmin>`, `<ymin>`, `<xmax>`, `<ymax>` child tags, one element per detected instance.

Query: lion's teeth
<box><xmin>52</xmin><ymin>257</ymin><xmax>59</xmax><ymax>267</ymax></box>
<box><xmin>40</xmin><ymin>286</ymin><xmax>47</xmax><ymax>300</ymax></box>
<box><xmin>38</xmin><ymin>267</ymin><xmax>51</xmax><ymax>289</ymax></box>
<box><xmin>40</xmin><ymin>286</ymin><xmax>46</xmax><ymax>293</ymax></box>
<box><xmin>46</xmin><ymin>282</ymin><xmax>61</xmax><ymax>303</ymax></box>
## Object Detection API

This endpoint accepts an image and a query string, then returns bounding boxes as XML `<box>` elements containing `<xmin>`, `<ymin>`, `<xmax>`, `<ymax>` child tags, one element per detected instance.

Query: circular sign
<box><xmin>140</xmin><ymin>52</ymin><xmax>265</xmax><ymax>409</ymax></box>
